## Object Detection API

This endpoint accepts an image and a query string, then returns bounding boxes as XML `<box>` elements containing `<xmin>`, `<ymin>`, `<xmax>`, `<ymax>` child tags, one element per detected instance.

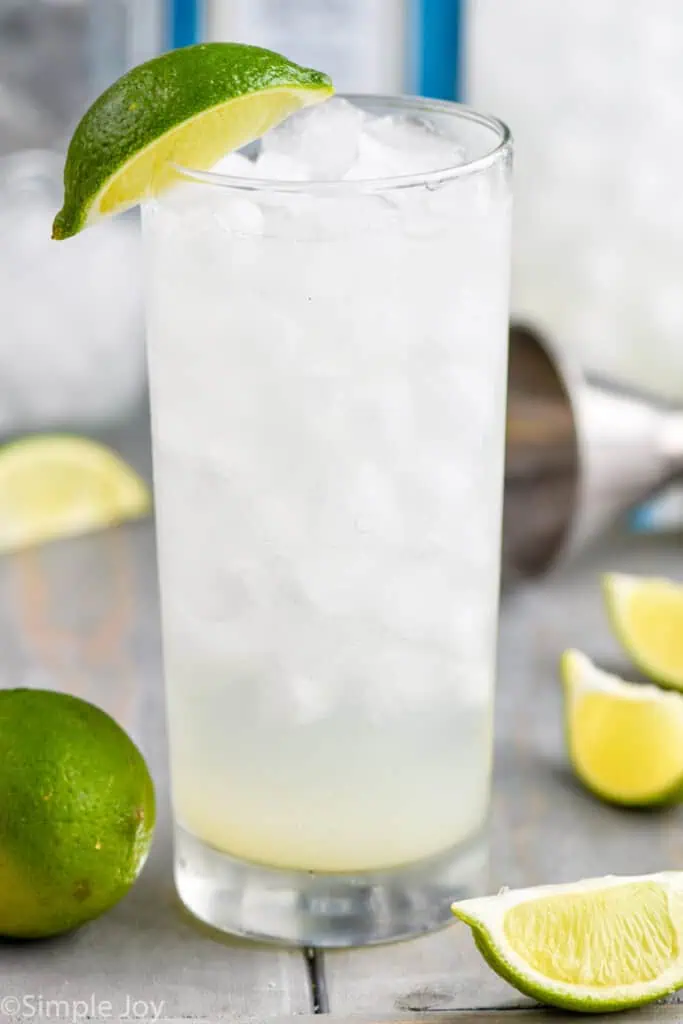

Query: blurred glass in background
<box><xmin>172</xmin><ymin>0</ymin><xmax>461</xmax><ymax>99</ymax></box>
<box><xmin>467</xmin><ymin>0</ymin><xmax>683</xmax><ymax>404</ymax></box>
<box><xmin>464</xmin><ymin>0</ymin><xmax>683</xmax><ymax>531</ymax></box>
<box><xmin>0</xmin><ymin>0</ymin><xmax>160</xmax><ymax>436</ymax></box>
<box><xmin>207</xmin><ymin>0</ymin><xmax>408</xmax><ymax>94</ymax></box>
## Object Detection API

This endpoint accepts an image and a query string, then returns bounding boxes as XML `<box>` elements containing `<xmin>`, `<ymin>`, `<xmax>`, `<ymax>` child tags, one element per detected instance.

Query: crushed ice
<box><xmin>210</xmin><ymin>97</ymin><xmax>465</xmax><ymax>183</ymax></box>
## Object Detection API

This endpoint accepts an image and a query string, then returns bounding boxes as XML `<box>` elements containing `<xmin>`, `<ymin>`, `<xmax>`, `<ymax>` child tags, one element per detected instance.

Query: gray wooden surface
<box><xmin>0</xmin><ymin>414</ymin><xmax>680</xmax><ymax>1020</ymax></box>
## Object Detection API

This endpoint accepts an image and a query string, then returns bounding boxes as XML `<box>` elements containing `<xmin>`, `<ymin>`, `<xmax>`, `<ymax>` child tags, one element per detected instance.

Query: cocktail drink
<box><xmin>143</xmin><ymin>94</ymin><xmax>511</xmax><ymax>946</ymax></box>
<box><xmin>144</xmin><ymin>96</ymin><xmax>512</xmax><ymax>945</ymax></box>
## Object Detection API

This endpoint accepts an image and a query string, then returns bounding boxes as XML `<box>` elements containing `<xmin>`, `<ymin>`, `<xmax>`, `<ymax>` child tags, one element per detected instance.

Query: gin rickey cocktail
<box><xmin>54</xmin><ymin>43</ymin><xmax>512</xmax><ymax>947</ymax></box>
<box><xmin>145</xmin><ymin>93</ymin><xmax>511</xmax><ymax>946</ymax></box>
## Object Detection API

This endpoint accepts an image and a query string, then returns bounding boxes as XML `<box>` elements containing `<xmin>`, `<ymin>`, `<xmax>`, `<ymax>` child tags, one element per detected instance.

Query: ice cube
<box><xmin>163</xmin><ymin>154</ymin><xmax>265</xmax><ymax>237</ymax></box>
<box><xmin>212</xmin><ymin>196</ymin><xmax>265</xmax><ymax>236</ymax></box>
<box><xmin>345</xmin><ymin>133</ymin><xmax>403</xmax><ymax>181</ymax></box>
<box><xmin>211</xmin><ymin>151</ymin><xmax>259</xmax><ymax>177</ymax></box>
<box><xmin>348</xmin><ymin>116</ymin><xmax>464</xmax><ymax>180</ymax></box>
<box><xmin>253</xmin><ymin>151</ymin><xmax>310</xmax><ymax>181</ymax></box>
<box><xmin>0</xmin><ymin>189</ymin><xmax>144</xmax><ymax>433</ymax></box>
<box><xmin>260</xmin><ymin>97</ymin><xmax>366</xmax><ymax>180</ymax></box>
<box><xmin>213</xmin><ymin>148</ymin><xmax>309</xmax><ymax>182</ymax></box>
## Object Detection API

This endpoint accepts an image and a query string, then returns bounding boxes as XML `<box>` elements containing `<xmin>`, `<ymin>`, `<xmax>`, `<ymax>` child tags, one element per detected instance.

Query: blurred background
<box><xmin>1</xmin><ymin>0</ymin><xmax>682</xmax><ymax>564</ymax></box>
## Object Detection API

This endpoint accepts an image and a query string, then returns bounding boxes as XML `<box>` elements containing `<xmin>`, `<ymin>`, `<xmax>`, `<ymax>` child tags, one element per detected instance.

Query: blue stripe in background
<box><xmin>629</xmin><ymin>505</ymin><xmax>655</xmax><ymax>532</ymax></box>
<box><xmin>168</xmin><ymin>0</ymin><xmax>200</xmax><ymax>50</ymax></box>
<box><xmin>416</xmin><ymin>0</ymin><xmax>463</xmax><ymax>101</ymax></box>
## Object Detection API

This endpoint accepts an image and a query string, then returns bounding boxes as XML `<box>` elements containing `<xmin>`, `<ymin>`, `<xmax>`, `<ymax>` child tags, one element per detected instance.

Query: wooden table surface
<box><xmin>0</xmin><ymin>416</ymin><xmax>681</xmax><ymax>1023</ymax></box>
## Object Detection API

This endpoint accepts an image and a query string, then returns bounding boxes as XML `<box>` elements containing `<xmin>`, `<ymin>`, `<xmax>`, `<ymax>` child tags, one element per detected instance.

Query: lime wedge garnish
<box><xmin>453</xmin><ymin>873</ymin><xmax>683</xmax><ymax>1012</ymax></box>
<box><xmin>0</xmin><ymin>435</ymin><xmax>150</xmax><ymax>552</ymax></box>
<box><xmin>52</xmin><ymin>42</ymin><xmax>333</xmax><ymax>239</ymax></box>
<box><xmin>561</xmin><ymin>648</ymin><xmax>683</xmax><ymax>805</ymax></box>
<box><xmin>603</xmin><ymin>572</ymin><xmax>683</xmax><ymax>690</ymax></box>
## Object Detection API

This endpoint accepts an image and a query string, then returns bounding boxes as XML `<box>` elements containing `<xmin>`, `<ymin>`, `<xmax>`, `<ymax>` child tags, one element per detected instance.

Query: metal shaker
<box><xmin>504</xmin><ymin>324</ymin><xmax>683</xmax><ymax>579</ymax></box>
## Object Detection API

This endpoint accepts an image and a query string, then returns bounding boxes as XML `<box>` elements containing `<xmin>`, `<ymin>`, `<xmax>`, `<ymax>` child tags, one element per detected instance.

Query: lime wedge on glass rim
<box><xmin>52</xmin><ymin>42</ymin><xmax>334</xmax><ymax>240</ymax></box>
<box><xmin>453</xmin><ymin>873</ymin><xmax>683</xmax><ymax>1013</ymax></box>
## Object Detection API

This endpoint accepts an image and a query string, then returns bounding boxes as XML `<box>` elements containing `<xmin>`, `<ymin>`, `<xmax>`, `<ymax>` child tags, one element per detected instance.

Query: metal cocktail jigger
<box><xmin>504</xmin><ymin>324</ymin><xmax>683</xmax><ymax>579</ymax></box>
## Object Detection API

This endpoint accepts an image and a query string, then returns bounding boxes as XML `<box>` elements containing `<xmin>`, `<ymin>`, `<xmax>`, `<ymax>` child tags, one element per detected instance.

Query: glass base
<box><xmin>174</xmin><ymin>824</ymin><xmax>488</xmax><ymax>947</ymax></box>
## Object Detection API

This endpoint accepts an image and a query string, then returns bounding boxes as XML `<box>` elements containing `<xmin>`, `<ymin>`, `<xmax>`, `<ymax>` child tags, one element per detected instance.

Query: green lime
<box><xmin>561</xmin><ymin>648</ymin><xmax>683</xmax><ymax>807</ymax></box>
<box><xmin>0</xmin><ymin>689</ymin><xmax>155</xmax><ymax>938</ymax></box>
<box><xmin>52</xmin><ymin>42</ymin><xmax>334</xmax><ymax>240</ymax></box>
<box><xmin>453</xmin><ymin>873</ymin><xmax>683</xmax><ymax>1013</ymax></box>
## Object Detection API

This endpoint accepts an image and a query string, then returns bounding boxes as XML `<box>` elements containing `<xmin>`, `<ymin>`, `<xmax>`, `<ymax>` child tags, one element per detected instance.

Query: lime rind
<box><xmin>603</xmin><ymin>572</ymin><xmax>683</xmax><ymax>691</ymax></box>
<box><xmin>561</xmin><ymin>647</ymin><xmax>679</xmax><ymax>704</ymax></box>
<box><xmin>53</xmin><ymin>42</ymin><xmax>333</xmax><ymax>239</ymax></box>
<box><xmin>453</xmin><ymin>874</ymin><xmax>683</xmax><ymax>1013</ymax></box>
<box><xmin>0</xmin><ymin>688</ymin><xmax>155</xmax><ymax>938</ymax></box>
<box><xmin>561</xmin><ymin>649</ymin><xmax>683</xmax><ymax>807</ymax></box>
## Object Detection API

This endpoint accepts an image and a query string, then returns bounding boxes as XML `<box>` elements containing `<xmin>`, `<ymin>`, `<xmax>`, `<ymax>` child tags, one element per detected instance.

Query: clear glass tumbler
<box><xmin>143</xmin><ymin>96</ymin><xmax>512</xmax><ymax>947</ymax></box>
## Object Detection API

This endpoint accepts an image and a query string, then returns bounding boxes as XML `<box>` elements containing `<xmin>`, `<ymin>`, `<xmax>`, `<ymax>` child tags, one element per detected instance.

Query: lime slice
<box><xmin>561</xmin><ymin>649</ymin><xmax>683</xmax><ymax>805</ymax></box>
<box><xmin>0</xmin><ymin>435</ymin><xmax>150</xmax><ymax>553</ymax></box>
<box><xmin>52</xmin><ymin>42</ymin><xmax>334</xmax><ymax>240</ymax></box>
<box><xmin>453</xmin><ymin>873</ymin><xmax>683</xmax><ymax>1012</ymax></box>
<box><xmin>603</xmin><ymin>572</ymin><xmax>683</xmax><ymax>690</ymax></box>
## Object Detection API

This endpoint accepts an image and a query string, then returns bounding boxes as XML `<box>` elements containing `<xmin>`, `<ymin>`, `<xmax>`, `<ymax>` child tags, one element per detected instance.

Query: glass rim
<box><xmin>173</xmin><ymin>94</ymin><xmax>512</xmax><ymax>196</ymax></box>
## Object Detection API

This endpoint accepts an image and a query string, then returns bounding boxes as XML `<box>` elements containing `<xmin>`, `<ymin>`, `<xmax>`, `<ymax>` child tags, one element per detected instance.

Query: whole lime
<box><xmin>0</xmin><ymin>689</ymin><xmax>155</xmax><ymax>938</ymax></box>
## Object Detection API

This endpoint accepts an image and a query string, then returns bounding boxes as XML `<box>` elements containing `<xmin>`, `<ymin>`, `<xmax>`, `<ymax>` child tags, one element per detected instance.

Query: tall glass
<box><xmin>143</xmin><ymin>97</ymin><xmax>512</xmax><ymax>947</ymax></box>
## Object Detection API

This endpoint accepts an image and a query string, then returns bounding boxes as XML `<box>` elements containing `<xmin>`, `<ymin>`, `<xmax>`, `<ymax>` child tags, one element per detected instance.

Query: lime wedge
<box><xmin>0</xmin><ymin>436</ymin><xmax>150</xmax><ymax>552</ymax></box>
<box><xmin>453</xmin><ymin>873</ymin><xmax>683</xmax><ymax>1012</ymax></box>
<box><xmin>52</xmin><ymin>42</ymin><xmax>334</xmax><ymax>239</ymax></box>
<box><xmin>561</xmin><ymin>649</ymin><xmax>683</xmax><ymax>806</ymax></box>
<box><xmin>603</xmin><ymin>572</ymin><xmax>683</xmax><ymax>690</ymax></box>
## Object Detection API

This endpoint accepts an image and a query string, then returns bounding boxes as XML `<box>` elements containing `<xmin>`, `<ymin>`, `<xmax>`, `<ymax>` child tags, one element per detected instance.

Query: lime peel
<box><xmin>53</xmin><ymin>42</ymin><xmax>334</xmax><ymax>239</ymax></box>
<box><xmin>453</xmin><ymin>873</ymin><xmax>683</xmax><ymax>1013</ymax></box>
<box><xmin>0</xmin><ymin>688</ymin><xmax>155</xmax><ymax>938</ymax></box>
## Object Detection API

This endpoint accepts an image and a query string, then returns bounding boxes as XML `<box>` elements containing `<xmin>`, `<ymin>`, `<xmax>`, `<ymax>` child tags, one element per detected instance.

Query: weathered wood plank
<box><xmin>0</xmin><ymin>418</ymin><xmax>310</xmax><ymax>1019</ymax></box>
<box><xmin>310</xmin><ymin>1013</ymin><xmax>683</xmax><ymax>1023</ymax></box>
<box><xmin>325</xmin><ymin>530</ymin><xmax>683</xmax><ymax>1014</ymax></box>
<box><xmin>326</xmin><ymin>925</ymin><xmax>531</xmax><ymax>1014</ymax></box>
<box><xmin>327</xmin><ymin>1012</ymin><xmax>683</xmax><ymax>1022</ymax></box>
<box><xmin>0</xmin><ymin>1011</ymin><xmax>675</xmax><ymax>1024</ymax></box>
<box><xmin>64</xmin><ymin>1012</ymin><xmax>683</xmax><ymax>1024</ymax></box>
